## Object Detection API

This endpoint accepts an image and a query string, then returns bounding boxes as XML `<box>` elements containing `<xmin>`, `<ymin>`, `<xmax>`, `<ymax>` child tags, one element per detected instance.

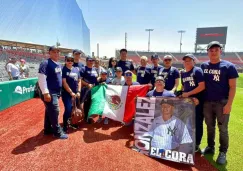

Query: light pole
<box><xmin>145</xmin><ymin>29</ymin><xmax>154</xmax><ymax>52</ymax></box>
<box><xmin>178</xmin><ymin>30</ymin><xmax>186</xmax><ymax>53</ymax></box>
<box><xmin>125</xmin><ymin>32</ymin><xmax>127</xmax><ymax>49</ymax></box>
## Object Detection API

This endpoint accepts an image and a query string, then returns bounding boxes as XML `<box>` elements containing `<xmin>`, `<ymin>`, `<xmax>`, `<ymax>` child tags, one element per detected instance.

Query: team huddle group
<box><xmin>37</xmin><ymin>41</ymin><xmax>238</xmax><ymax>165</ymax></box>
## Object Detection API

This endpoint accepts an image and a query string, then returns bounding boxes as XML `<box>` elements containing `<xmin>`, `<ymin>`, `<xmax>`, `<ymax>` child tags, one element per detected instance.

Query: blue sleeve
<box><xmin>38</xmin><ymin>61</ymin><xmax>47</xmax><ymax>75</ymax></box>
<box><xmin>80</xmin><ymin>67</ymin><xmax>85</xmax><ymax>78</ymax></box>
<box><xmin>173</xmin><ymin>68</ymin><xmax>180</xmax><ymax>79</ymax></box>
<box><xmin>194</xmin><ymin>68</ymin><xmax>204</xmax><ymax>83</ymax></box>
<box><xmin>146</xmin><ymin>91</ymin><xmax>152</xmax><ymax>97</ymax></box>
<box><xmin>62</xmin><ymin>67</ymin><xmax>67</xmax><ymax>79</ymax></box>
<box><xmin>228</xmin><ymin>64</ymin><xmax>239</xmax><ymax>79</ymax></box>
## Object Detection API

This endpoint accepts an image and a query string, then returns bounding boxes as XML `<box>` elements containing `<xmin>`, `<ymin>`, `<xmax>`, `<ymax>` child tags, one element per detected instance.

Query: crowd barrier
<box><xmin>0</xmin><ymin>77</ymin><xmax>38</xmax><ymax>111</ymax></box>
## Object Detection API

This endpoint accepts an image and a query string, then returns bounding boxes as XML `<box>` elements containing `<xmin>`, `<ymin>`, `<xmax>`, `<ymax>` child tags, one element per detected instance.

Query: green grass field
<box><xmin>132</xmin><ymin>73</ymin><xmax>243</xmax><ymax>170</ymax></box>
<box><xmin>201</xmin><ymin>73</ymin><xmax>243</xmax><ymax>171</ymax></box>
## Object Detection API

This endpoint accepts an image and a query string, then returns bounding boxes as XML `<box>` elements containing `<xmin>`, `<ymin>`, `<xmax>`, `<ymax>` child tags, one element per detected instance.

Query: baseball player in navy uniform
<box><xmin>147</xmin><ymin>99</ymin><xmax>192</xmax><ymax>150</ymax></box>
<box><xmin>38</xmin><ymin>46</ymin><xmax>68</xmax><ymax>139</ymax></box>
<box><xmin>181</xmin><ymin>54</ymin><xmax>205</xmax><ymax>152</ymax></box>
<box><xmin>201</xmin><ymin>41</ymin><xmax>239</xmax><ymax>164</ymax></box>
<box><xmin>159</xmin><ymin>55</ymin><xmax>180</xmax><ymax>92</ymax></box>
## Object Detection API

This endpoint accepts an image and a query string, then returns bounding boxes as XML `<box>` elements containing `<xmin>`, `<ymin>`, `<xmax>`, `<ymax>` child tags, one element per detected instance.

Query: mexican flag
<box><xmin>88</xmin><ymin>84</ymin><xmax>149</xmax><ymax>123</ymax></box>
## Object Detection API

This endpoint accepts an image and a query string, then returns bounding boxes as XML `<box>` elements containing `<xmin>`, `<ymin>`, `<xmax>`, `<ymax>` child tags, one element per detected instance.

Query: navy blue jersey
<box><xmin>73</xmin><ymin>62</ymin><xmax>85</xmax><ymax>72</ymax></box>
<box><xmin>150</xmin><ymin>65</ymin><xmax>163</xmax><ymax>86</ymax></box>
<box><xmin>181</xmin><ymin>67</ymin><xmax>204</xmax><ymax>94</ymax></box>
<box><xmin>146</xmin><ymin>89</ymin><xmax>175</xmax><ymax>97</ymax></box>
<box><xmin>159</xmin><ymin>66</ymin><xmax>180</xmax><ymax>90</ymax></box>
<box><xmin>38</xmin><ymin>58</ymin><xmax>62</xmax><ymax>94</ymax></box>
<box><xmin>136</xmin><ymin>66</ymin><xmax>151</xmax><ymax>84</ymax></box>
<box><xmin>80</xmin><ymin>66</ymin><xmax>98</xmax><ymax>85</ymax></box>
<box><xmin>117</xmin><ymin>60</ymin><xmax>135</xmax><ymax>75</ymax></box>
<box><xmin>62</xmin><ymin>66</ymin><xmax>80</xmax><ymax>94</ymax></box>
<box><xmin>201</xmin><ymin>60</ymin><xmax>238</xmax><ymax>101</ymax></box>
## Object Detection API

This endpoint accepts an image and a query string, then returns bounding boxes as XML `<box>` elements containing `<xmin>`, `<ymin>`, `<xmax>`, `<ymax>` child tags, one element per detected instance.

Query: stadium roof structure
<box><xmin>0</xmin><ymin>39</ymin><xmax>77</xmax><ymax>54</ymax></box>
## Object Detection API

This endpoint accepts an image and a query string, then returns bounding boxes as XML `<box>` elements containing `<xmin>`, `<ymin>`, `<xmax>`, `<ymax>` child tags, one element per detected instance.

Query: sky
<box><xmin>0</xmin><ymin>0</ymin><xmax>243</xmax><ymax>57</ymax></box>
<box><xmin>77</xmin><ymin>0</ymin><xmax>243</xmax><ymax>57</ymax></box>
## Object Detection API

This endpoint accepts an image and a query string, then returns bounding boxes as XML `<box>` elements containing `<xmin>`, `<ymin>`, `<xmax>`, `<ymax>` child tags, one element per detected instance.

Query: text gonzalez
<box><xmin>150</xmin><ymin>147</ymin><xmax>194</xmax><ymax>164</ymax></box>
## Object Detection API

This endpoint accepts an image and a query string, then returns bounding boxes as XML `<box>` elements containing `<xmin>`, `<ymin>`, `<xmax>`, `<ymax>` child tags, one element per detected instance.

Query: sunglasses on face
<box><xmin>164</xmin><ymin>59</ymin><xmax>172</xmax><ymax>62</ymax></box>
<box><xmin>66</xmin><ymin>59</ymin><xmax>74</xmax><ymax>62</ymax></box>
<box><xmin>125</xmin><ymin>73</ymin><xmax>132</xmax><ymax>77</ymax></box>
<box><xmin>112</xmin><ymin>60</ymin><xmax>117</xmax><ymax>62</ymax></box>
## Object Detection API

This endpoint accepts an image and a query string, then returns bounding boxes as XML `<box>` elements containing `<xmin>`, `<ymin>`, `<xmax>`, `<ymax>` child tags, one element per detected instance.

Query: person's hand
<box><xmin>76</xmin><ymin>92</ymin><xmax>80</xmax><ymax>98</ymax></box>
<box><xmin>148</xmin><ymin>83</ymin><xmax>153</xmax><ymax>90</ymax></box>
<box><xmin>70</xmin><ymin>92</ymin><xmax>76</xmax><ymax>98</ymax></box>
<box><xmin>182</xmin><ymin>92</ymin><xmax>190</xmax><ymax>98</ymax></box>
<box><xmin>88</xmin><ymin>84</ymin><xmax>93</xmax><ymax>89</ymax></box>
<box><xmin>223</xmin><ymin>103</ymin><xmax>232</xmax><ymax>114</ymax></box>
<box><xmin>192</xmin><ymin>98</ymin><xmax>199</xmax><ymax>106</ymax></box>
<box><xmin>43</xmin><ymin>93</ymin><xmax>51</xmax><ymax>102</ymax></box>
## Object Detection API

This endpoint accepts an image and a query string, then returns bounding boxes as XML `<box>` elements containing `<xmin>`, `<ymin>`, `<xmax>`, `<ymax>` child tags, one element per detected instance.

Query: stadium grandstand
<box><xmin>115</xmin><ymin>50</ymin><xmax>243</xmax><ymax>71</ymax></box>
<box><xmin>0</xmin><ymin>39</ymin><xmax>87</xmax><ymax>82</ymax></box>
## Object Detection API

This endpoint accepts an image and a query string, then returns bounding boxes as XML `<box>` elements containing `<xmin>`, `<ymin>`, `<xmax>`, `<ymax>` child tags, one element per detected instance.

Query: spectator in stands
<box><xmin>80</xmin><ymin>56</ymin><xmax>99</xmax><ymax>124</ymax></box>
<box><xmin>62</xmin><ymin>54</ymin><xmax>81</xmax><ymax>133</ymax></box>
<box><xmin>73</xmin><ymin>49</ymin><xmax>84</xmax><ymax>71</ymax></box>
<box><xmin>159</xmin><ymin>55</ymin><xmax>180</xmax><ymax>92</ymax></box>
<box><xmin>180</xmin><ymin>54</ymin><xmax>205</xmax><ymax>152</ymax></box>
<box><xmin>94</xmin><ymin>58</ymin><xmax>105</xmax><ymax>76</ymax></box>
<box><xmin>124</xmin><ymin>70</ymin><xmax>140</xmax><ymax>86</ymax></box>
<box><xmin>150</xmin><ymin>54</ymin><xmax>163</xmax><ymax>87</ymax></box>
<box><xmin>19</xmin><ymin>59</ymin><xmax>29</xmax><ymax>79</ymax></box>
<box><xmin>38</xmin><ymin>46</ymin><xmax>68</xmax><ymax>139</ymax></box>
<box><xmin>136</xmin><ymin>56</ymin><xmax>151</xmax><ymax>85</ymax></box>
<box><xmin>112</xmin><ymin>67</ymin><xmax>125</xmax><ymax>85</ymax></box>
<box><xmin>6</xmin><ymin>57</ymin><xmax>20</xmax><ymax>80</ymax></box>
<box><xmin>201</xmin><ymin>41</ymin><xmax>239</xmax><ymax>165</ymax></box>
<box><xmin>117</xmin><ymin>49</ymin><xmax>135</xmax><ymax>75</ymax></box>
<box><xmin>107</xmin><ymin>57</ymin><xmax>117</xmax><ymax>83</ymax></box>
<box><xmin>146</xmin><ymin>76</ymin><xmax>175</xmax><ymax>97</ymax></box>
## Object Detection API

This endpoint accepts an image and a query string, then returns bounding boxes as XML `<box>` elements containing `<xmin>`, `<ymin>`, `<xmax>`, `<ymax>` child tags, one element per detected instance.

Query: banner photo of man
<box><xmin>134</xmin><ymin>97</ymin><xmax>195</xmax><ymax>165</ymax></box>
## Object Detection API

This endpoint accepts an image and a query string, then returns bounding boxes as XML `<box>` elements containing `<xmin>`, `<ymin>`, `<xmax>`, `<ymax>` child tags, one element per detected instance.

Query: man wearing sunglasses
<box><xmin>80</xmin><ymin>56</ymin><xmax>99</xmax><ymax>123</ymax></box>
<box><xmin>124</xmin><ymin>70</ymin><xmax>140</xmax><ymax>86</ymax></box>
<box><xmin>150</xmin><ymin>54</ymin><xmax>163</xmax><ymax>87</ymax></box>
<box><xmin>159</xmin><ymin>55</ymin><xmax>179</xmax><ymax>93</ymax></box>
<box><xmin>38</xmin><ymin>46</ymin><xmax>68</xmax><ymax>139</ymax></box>
<box><xmin>117</xmin><ymin>49</ymin><xmax>135</xmax><ymax>75</ymax></box>
<box><xmin>72</xmin><ymin>49</ymin><xmax>84</xmax><ymax>71</ymax></box>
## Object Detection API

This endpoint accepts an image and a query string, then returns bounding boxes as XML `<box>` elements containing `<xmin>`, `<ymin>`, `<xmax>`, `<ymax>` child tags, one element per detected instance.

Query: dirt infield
<box><xmin>0</xmin><ymin>98</ymin><xmax>216</xmax><ymax>171</ymax></box>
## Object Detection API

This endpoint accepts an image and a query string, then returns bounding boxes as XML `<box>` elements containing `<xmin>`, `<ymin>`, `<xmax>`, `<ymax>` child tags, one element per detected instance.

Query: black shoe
<box><xmin>202</xmin><ymin>146</ymin><xmax>215</xmax><ymax>155</ymax></box>
<box><xmin>62</xmin><ymin>126</ymin><xmax>68</xmax><ymax>134</ymax></box>
<box><xmin>216</xmin><ymin>152</ymin><xmax>227</xmax><ymax>165</ymax></box>
<box><xmin>70</xmin><ymin>124</ymin><xmax>79</xmax><ymax>129</ymax></box>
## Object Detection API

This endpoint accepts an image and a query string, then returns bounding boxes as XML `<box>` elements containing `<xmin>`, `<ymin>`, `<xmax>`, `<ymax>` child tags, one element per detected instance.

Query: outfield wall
<box><xmin>0</xmin><ymin>78</ymin><xmax>38</xmax><ymax>111</ymax></box>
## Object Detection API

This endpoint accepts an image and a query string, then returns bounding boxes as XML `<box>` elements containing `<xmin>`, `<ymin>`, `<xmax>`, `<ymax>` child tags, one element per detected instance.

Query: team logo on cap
<box><xmin>106</xmin><ymin>95</ymin><xmax>122</xmax><ymax>110</ymax></box>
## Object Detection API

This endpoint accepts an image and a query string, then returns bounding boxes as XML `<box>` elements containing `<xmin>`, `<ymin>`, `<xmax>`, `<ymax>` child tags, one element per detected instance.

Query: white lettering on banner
<box><xmin>135</xmin><ymin>97</ymin><xmax>156</xmax><ymax>155</ymax></box>
<box><xmin>163</xmin><ymin>150</ymin><xmax>193</xmax><ymax>164</ymax></box>
<box><xmin>14</xmin><ymin>85</ymin><xmax>35</xmax><ymax>95</ymax></box>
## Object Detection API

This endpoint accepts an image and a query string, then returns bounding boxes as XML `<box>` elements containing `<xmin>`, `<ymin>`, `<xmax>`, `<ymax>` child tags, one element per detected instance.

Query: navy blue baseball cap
<box><xmin>86</xmin><ymin>56</ymin><xmax>94</xmax><ymax>61</ymax></box>
<box><xmin>207</xmin><ymin>41</ymin><xmax>222</xmax><ymax>50</ymax></box>
<box><xmin>182</xmin><ymin>54</ymin><xmax>195</xmax><ymax>60</ymax></box>
<box><xmin>151</xmin><ymin>54</ymin><xmax>159</xmax><ymax>60</ymax></box>
<box><xmin>49</xmin><ymin>46</ymin><xmax>59</xmax><ymax>52</ymax></box>
<box><xmin>73</xmin><ymin>49</ymin><xmax>81</xmax><ymax>54</ymax></box>
<box><xmin>160</xmin><ymin>98</ymin><xmax>174</xmax><ymax>106</ymax></box>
